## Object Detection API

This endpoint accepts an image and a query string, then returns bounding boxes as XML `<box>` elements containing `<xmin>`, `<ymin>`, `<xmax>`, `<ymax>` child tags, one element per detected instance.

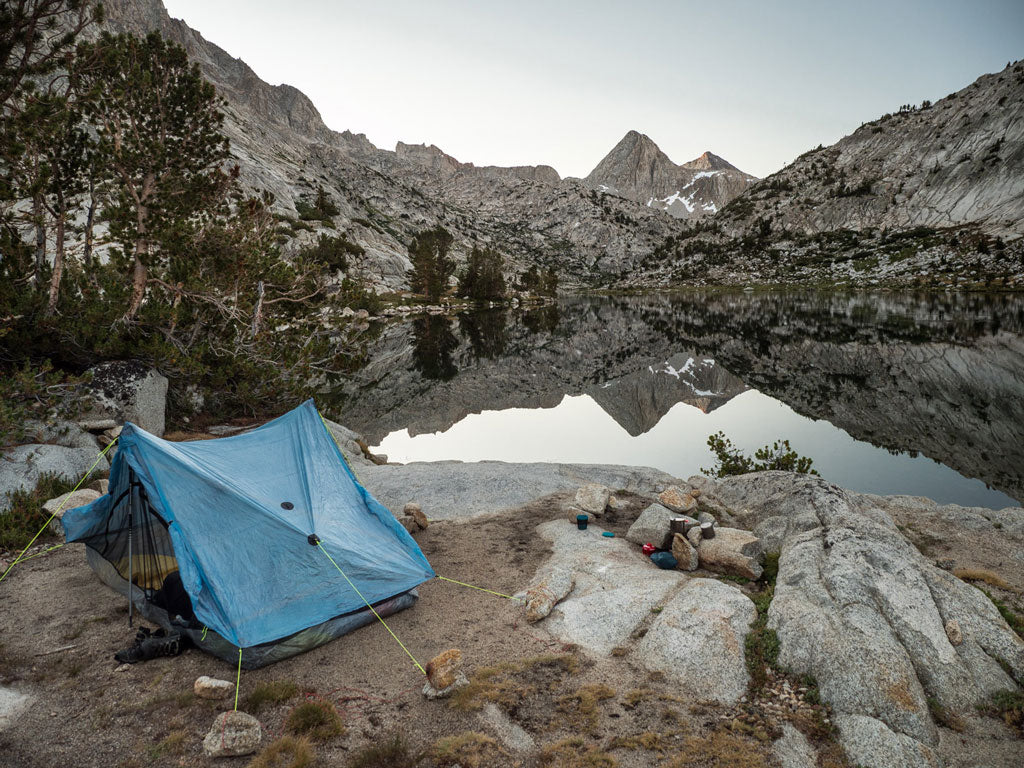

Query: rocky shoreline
<box><xmin>1</xmin><ymin>373</ymin><xmax>1022</xmax><ymax>768</ymax></box>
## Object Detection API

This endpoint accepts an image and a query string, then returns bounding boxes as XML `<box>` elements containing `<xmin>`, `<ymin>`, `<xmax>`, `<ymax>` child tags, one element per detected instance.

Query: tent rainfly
<box><xmin>62</xmin><ymin>399</ymin><xmax>435</xmax><ymax>668</ymax></box>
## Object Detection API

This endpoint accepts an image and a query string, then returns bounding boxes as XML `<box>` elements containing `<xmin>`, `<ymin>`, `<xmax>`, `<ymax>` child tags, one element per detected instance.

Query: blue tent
<box><xmin>62</xmin><ymin>400</ymin><xmax>434</xmax><ymax>667</ymax></box>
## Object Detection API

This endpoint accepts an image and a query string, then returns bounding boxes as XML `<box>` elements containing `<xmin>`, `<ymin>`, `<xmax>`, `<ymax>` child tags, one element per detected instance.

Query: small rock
<box><xmin>658</xmin><ymin>486</ymin><xmax>697</xmax><ymax>514</ymax></box>
<box><xmin>944</xmin><ymin>619</ymin><xmax>963</xmax><ymax>647</ymax></box>
<box><xmin>626</xmin><ymin>503</ymin><xmax>676</xmax><ymax>549</ymax></box>
<box><xmin>403</xmin><ymin>502</ymin><xmax>429</xmax><ymax>530</ymax></box>
<box><xmin>87</xmin><ymin>478</ymin><xmax>109</xmax><ymax>495</ymax></box>
<box><xmin>194</xmin><ymin>676</ymin><xmax>235</xmax><ymax>700</ymax></box>
<box><xmin>115</xmin><ymin>664</ymin><xmax>131</xmax><ymax>672</ymax></box>
<box><xmin>398</xmin><ymin>517</ymin><xmax>417</xmax><ymax>534</ymax></box>
<box><xmin>43</xmin><ymin>489</ymin><xmax>101</xmax><ymax>535</ymax></box>
<box><xmin>671</xmin><ymin>533</ymin><xmax>699</xmax><ymax>571</ymax></box>
<box><xmin>77</xmin><ymin>419</ymin><xmax>118</xmax><ymax>432</ymax></box>
<box><xmin>202</xmin><ymin>711</ymin><xmax>261</xmax><ymax>757</ymax></box>
<box><xmin>426</xmin><ymin>648</ymin><xmax>462</xmax><ymax>690</ymax></box>
<box><xmin>369</xmin><ymin>453</ymin><xmax>388</xmax><ymax>465</ymax></box>
<box><xmin>423</xmin><ymin>671</ymin><xmax>469</xmax><ymax>700</ymax></box>
<box><xmin>525</xmin><ymin>568</ymin><xmax>575</xmax><ymax>623</ymax></box>
<box><xmin>103</xmin><ymin>425</ymin><xmax>123</xmax><ymax>441</ymax></box>
<box><xmin>698</xmin><ymin>527</ymin><xmax>763</xmax><ymax>580</ymax></box>
<box><xmin>686</xmin><ymin>526</ymin><xmax>702</xmax><ymax>548</ymax></box>
<box><xmin>606</xmin><ymin>495</ymin><xmax>627</xmax><ymax>512</ymax></box>
<box><xmin>698</xmin><ymin>511</ymin><xmax>716</xmax><ymax>525</ymax></box>
<box><xmin>689</xmin><ymin>488</ymin><xmax>701</xmax><ymax>498</ymax></box>
<box><xmin>574</xmin><ymin>484</ymin><xmax>611</xmax><ymax>516</ymax></box>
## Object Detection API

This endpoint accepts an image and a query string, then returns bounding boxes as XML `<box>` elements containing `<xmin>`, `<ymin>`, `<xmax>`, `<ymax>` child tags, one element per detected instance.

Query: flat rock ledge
<box><xmin>360</xmin><ymin>460</ymin><xmax>683</xmax><ymax>521</ymax></box>
<box><xmin>533</xmin><ymin>519</ymin><xmax>686</xmax><ymax>657</ymax></box>
<box><xmin>695</xmin><ymin>471</ymin><xmax>1024</xmax><ymax>768</ymax></box>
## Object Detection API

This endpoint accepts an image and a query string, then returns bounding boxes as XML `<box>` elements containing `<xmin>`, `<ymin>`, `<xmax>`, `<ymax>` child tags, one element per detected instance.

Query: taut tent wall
<box><xmin>62</xmin><ymin>400</ymin><xmax>434</xmax><ymax>668</ymax></box>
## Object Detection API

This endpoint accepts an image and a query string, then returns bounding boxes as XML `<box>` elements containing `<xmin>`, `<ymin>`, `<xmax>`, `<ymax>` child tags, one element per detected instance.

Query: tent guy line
<box><xmin>0</xmin><ymin>436</ymin><xmax>119</xmax><ymax>586</ymax></box>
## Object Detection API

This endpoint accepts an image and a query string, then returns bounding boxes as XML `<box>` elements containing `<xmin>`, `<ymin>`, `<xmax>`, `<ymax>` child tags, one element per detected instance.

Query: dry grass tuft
<box><xmin>159</xmin><ymin>730</ymin><xmax>187</xmax><ymax>757</ymax></box>
<box><xmin>556</xmin><ymin>683</ymin><xmax>616</xmax><ymax>732</ymax></box>
<box><xmin>430</xmin><ymin>731</ymin><xmax>501</xmax><ymax>768</ymax></box>
<box><xmin>954</xmin><ymin>568</ymin><xmax>1013</xmax><ymax>591</ymax></box>
<box><xmin>660</xmin><ymin>730</ymin><xmax>770</xmax><ymax>768</ymax></box>
<box><xmin>450</xmin><ymin>653</ymin><xmax>578</xmax><ymax>712</ymax></box>
<box><xmin>539</xmin><ymin>736</ymin><xmax>618</xmax><ymax>768</ymax></box>
<box><xmin>607</xmin><ymin>731</ymin><xmax>673</xmax><ymax>752</ymax></box>
<box><xmin>346</xmin><ymin>734</ymin><xmax>421</xmax><ymax>768</ymax></box>
<box><xmin>247</xmin><ymin>736</ymin><xmax>315</xmax><ymax>768</ymax></box>
<box><xmin>284</xmin><ymin>699</ymin><xmax>344</xmax><ymax>742</ymax></box>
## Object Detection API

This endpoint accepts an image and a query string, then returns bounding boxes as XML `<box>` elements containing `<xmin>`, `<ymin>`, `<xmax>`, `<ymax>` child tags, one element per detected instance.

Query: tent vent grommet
<box><xmin>307</xmin><ymin>534</ymin><xmax>320</xmax><ymax>546</ymax></box>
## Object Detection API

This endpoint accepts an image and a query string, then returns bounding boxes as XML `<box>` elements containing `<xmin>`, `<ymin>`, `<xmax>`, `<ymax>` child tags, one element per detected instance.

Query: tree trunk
<box><xmin>83</xmin><ymin>180</ymin><xmax>95</xmax><ymax>270</ymax></box>
<box><xmin>32</xmin><ymin>193</ymin><xmax>46</xmax><ymax>286</ymax></box>
<box><xmin>251</xmin><ymin>280</ymin><xmax>265</xmax><ymax>338</ymax></box>
<box><xmin>123</xmin><ymin>204</ymin><xmax>149</xmax><ymax>321</ymax></box>
<box><xmin>45</xmin><ymin>194</ymin><xmax>65</xmax><ymax>316</ymax></box>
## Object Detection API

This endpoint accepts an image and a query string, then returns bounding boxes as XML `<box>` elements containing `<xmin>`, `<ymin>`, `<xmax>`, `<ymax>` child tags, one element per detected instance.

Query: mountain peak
<box><xmin>682</xmin><ymin>151</ymin><xmax>739</xmax><ymax>172</ymax></box>
<box><xmin>585</xmin><ymin>134</ymin><xmax>755</xmax><ymax>220</ymax></box>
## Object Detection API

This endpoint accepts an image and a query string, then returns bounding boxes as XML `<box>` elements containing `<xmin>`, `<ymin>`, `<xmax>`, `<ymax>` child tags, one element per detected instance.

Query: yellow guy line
<box><xmin>316</xmin><ymin>541</ymin><xmax>426</xmax><ymax>675</ymax></box>
<box><xmin>436</xmin><ymin>575</ymin><xmax>525</xmax><ymax>602</ymax></box>
<box><xmin>234</xmin><ymin>648</ymin><xmax>242</xmax><ymax>711</ymax></box>
<box><xmin>0</xmin><ymin>437</ymin><xmax>119</xmax><ymax>585</ymax></box>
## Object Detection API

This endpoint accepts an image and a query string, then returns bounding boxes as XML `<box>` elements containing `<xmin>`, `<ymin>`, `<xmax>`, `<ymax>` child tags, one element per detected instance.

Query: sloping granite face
<box><xmin>337</xmin><ymin>292</ymin><xmax>1024</xmax><ymax>503</ymax></box>
<box><xmin>718</xmin><ymin>63</ymin><xmax>1024</xmax><ymax>238</ymax></box>
<box><xmin>695</xmin><ymin>472</ymin><xmax>1024</xmax><ymax>768</ymax></box>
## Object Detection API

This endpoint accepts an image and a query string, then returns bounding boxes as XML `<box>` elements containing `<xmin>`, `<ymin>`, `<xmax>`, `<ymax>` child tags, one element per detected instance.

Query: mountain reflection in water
<box><xmin>334</xmin><ymin>292</ymin><xmax>1024</xmax><ymax>509</ymax></box>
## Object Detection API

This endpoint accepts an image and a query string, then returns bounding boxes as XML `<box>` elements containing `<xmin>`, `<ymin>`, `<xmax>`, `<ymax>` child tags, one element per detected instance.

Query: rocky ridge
<box><xmin>93</xmin><ymin>2</ymin><xmax>1024</xmax><ymax>291</ymax></box>
<box><xmin>718</xmin><ymin>63</ymin><xmax>1024</xmax><ymax>238</ymax></box>
<box><xmin>97</xmin><ymin>0</ymin><xmax>693</xmax><ymax>291</ymax></box>
<box><xmin>584</xmin><ymin>131</ymin><xmax>757</xmax><ymax>219</ymax></box>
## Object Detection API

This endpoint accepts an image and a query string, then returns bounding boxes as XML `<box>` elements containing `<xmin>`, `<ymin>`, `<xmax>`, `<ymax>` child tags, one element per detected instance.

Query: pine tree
<box><xmin>460</xmin><ymin>246</ymin><xmax>505</xmax><ymax>301</ymax></box>
<box><xmin>408</xmin><ymin>226</ymin><xmax>454</xmax><ymax>300</ymax></box>
<box><xmin>75</xmin><ymin>31</ymin><xmax>233</xmax><ymax>321</ymax></box>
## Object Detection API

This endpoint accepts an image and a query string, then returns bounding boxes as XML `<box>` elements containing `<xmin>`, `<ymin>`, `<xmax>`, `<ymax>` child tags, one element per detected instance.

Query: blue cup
<box><xmin>576</xmin><ymin>514</ymin><xmax>589</xmax><ymax>531</ymax></box>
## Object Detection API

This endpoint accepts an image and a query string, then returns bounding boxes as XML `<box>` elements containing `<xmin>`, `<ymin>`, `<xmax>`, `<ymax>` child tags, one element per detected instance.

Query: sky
<box><xmin>162</xmin><ymin>0</ymin><xmax>1024</xmax><ymax>179</ymax></box>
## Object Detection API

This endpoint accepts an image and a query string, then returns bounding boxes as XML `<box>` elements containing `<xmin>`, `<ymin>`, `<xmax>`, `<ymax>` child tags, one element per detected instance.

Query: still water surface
<box><xmin>334</xmin><ymin>292</ymin><xmax>1024</xmax><ymax>510</ymax></box>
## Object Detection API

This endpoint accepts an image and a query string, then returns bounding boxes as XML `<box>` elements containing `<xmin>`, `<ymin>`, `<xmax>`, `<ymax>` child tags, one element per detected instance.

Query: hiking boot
<box><xmin>114</xmin><ymin>629</ymin><xmax>186</xmax><ymax>664</ymax></box>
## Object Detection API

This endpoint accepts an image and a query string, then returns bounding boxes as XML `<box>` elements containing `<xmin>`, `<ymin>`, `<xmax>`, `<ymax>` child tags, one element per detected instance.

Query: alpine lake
<box><xmin>331</xmin><ymin>291</ymin><xmax>1024</xmax><ymax>510</ymax></box>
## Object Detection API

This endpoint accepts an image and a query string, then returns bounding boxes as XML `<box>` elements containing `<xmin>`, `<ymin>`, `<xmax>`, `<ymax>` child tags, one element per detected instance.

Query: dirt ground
<box><xmin>1</xmin><ymin>490</ymin><xmax>1020</xmax><ymax>768</ymax></box>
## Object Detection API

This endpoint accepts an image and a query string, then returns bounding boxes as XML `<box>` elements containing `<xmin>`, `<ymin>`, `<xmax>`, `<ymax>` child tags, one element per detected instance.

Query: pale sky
<box><xmin>162</xmin><ymin>0</ymin><xmax>1024</xmax><ymax>179</ymax></box>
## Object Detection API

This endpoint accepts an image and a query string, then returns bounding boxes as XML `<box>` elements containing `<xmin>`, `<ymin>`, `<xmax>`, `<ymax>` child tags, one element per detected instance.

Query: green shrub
<box><xmin>702</xmin><ymin>432</ymin><xmax>819</xmax><ymax>478</ymax></box>
<box><xmin>1</xmin><ymin>472</ymin><xmax>80</xmax><ymax>551</ymax></box>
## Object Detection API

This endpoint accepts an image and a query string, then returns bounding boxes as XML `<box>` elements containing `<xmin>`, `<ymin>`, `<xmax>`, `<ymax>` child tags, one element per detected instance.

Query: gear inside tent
<box><xmin>62</xmin><ymin>399</ymin><xmax>435</xmax><ymax>668</ymax></box>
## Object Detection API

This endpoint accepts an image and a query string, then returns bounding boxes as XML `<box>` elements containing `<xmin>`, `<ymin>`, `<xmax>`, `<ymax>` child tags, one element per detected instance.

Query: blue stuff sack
<box><xmin>649</xmin><ymin>551</ymin><xmax>678</xmax><ymax>570</ymax></box>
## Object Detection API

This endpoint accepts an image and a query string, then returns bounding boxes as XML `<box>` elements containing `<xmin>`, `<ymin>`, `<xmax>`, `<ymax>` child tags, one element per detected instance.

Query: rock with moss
<box><xmin>81</xmin><ymin>361</ymin><xmax>168</xmax><ymax>437</ymax></box>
